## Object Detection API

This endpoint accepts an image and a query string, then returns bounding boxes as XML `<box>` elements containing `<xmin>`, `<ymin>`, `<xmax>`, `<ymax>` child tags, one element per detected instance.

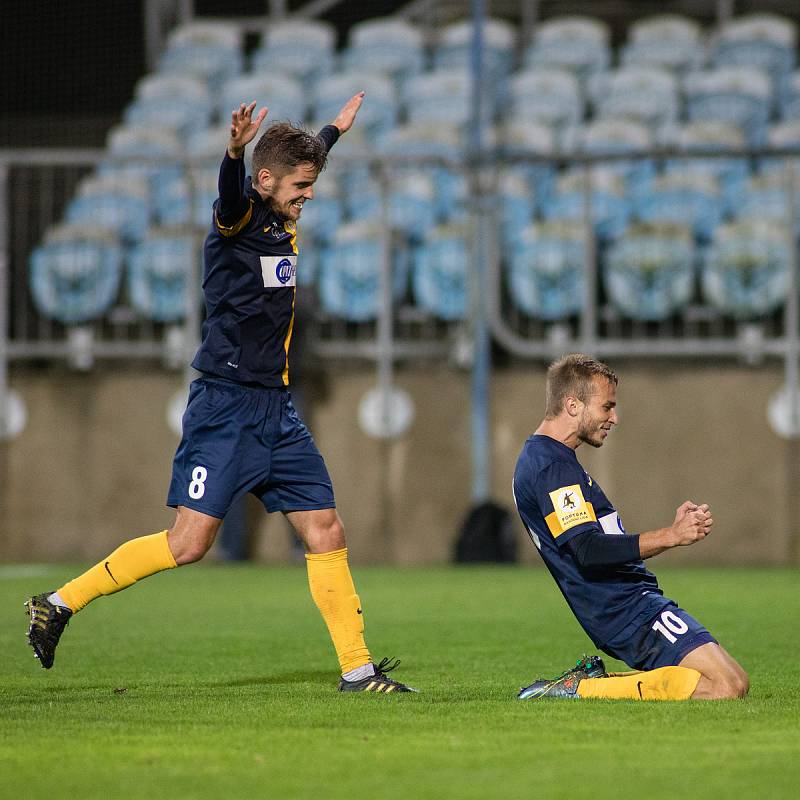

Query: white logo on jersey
<box><xmin>598</xmin><ymin>511</ymin><xmax>625</xmax><ymax>535</ymax></box>
<box><xmin>260</xmin><ymin>255</ymin><xmax>297</xmax><ymax>288</ymax></box>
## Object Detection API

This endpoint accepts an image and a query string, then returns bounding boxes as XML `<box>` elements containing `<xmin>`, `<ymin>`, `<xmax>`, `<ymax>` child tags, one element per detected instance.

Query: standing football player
<box><xmin>25</xmin><ymin>93</ymin><xmax>416</xmax><ymax>694</ymax></box>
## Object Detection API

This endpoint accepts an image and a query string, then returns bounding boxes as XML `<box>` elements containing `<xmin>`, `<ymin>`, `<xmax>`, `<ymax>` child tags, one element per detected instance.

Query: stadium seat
<box><xmin>507</xmin><ymin>221</ymin><xmax>586</xmax><ymax>319</ymax></box>
<box><xmin>760</xmin><ymin>120</ymin><xmax>800</xmax><ymax>180</ymax></box>
<box><xmin>543</xmin><ymin>167</ymin><xmax>630</xmax><ymax>241</ymax></box>
<box><xmin>711</xmin><ymin>14</ymin><xmax>796</xmax><ymax>90</ymax></box>
<box><xmin>497</xmin><ymin>169</ymin><xmax>537</xmax><ymax>246</ymax></box>
<box><xmin>158</xmin><ymin>22</ymin><xmax>243</xmax><ymax>90</ymax></box>
<box><xmin>342</xmin><ymin>17</ymin><xmax>424</xmax><ymax>93</ymax></box>
<box><xmin>313</xmin><ymin>72</ymin><xmax>397</xmax><ymax>138</ymax></box>
<box><xmin>127</xmin><ymin>230</ymin><xmax>199</xmax><ymax>322</ymax></box>
<box><xmin>404</xmin><ymin>68</ymin><xmax>479</xmax><ymax>127</ymax></box>
<box><xmin>588</xmin><ymin>68</ymin><xmax>679</xmax><ymax>143</ymax></box>
<box><xmin>497</xmin><ymin>119</ymin><xmax>556</xmax><ymax>209</ymax></box>
<box><xmin>579</xmin><ymin>118</ymin><xmax>656</xmax><ymax>195</ymax></box>
<box><xmin>732</xmin><ymin>171</ymin><xmax>800</xmax><ymax>231</ymax></box>
<box><xmin>412</xmin><ymin>225</ymin><xmax>469</xmax><ymax>320</ymax></box>
<box><xmin>30</xmin><ymin>225</ymin><xmax>123</xmax><ymax>324</ymax></box>
<box><xmin>524</xmin><ymin>16</ymin><xmax>611</xmax><ymax>81</ymax></box>
<box><xmin>65</xmin><ymin>175</ymin><xmax>150</xmax><ymax>243</ymax></box>
<box><xmin>318</xmin><ymin>220</ymin><xmax>408</xmax><ymax>322</ymax></box>
<box><xmin>508</xmin><ymin>68</ymin><xmax>584</xmax><ymax>142</ymax></box>
<box><xmin>217</xmin><ymin>72</ymin><xmax>306</xmax><ymax>125</ymax></box>
<box><xmin>664</xmin><ymin>121</ymin><xmax>750</xmax><ymax>213</ymax></box>
<box><xmin>433</xmin><ymin>17</ymin><xmax>517</xmax><ymax>83</ymax></box>
<box><xmin>620</xmin><ymin>14</ymin><xmax>705</xmax><ymax>73</ymax></box>
<box><xmin>684</xmin><ymin>66</ymin><xmax>772</xmax><ymax>146</ymax></box>
<box><xmin>101</xmin><ymin>124</ymin><xmax>183</xmax><ymax>199</ymax></box>
<box><xmin>701</xmin><ymin>220</ymin><xmax>791</xmax><ymax>317</ymax></box>
<box><xmin>124</xmin><ymin>74</ymin><xmax>213</xmax><ymax>137</ymax></box>
<box><xmin>634</xmin><ymin>170</ymin><xmax>723</xmax><ymax>241</ymax></box>
<box><xmin>604</xmin><ymin>223</ymin><xmax>695</xmax><ymax>320</ymax></box>
<box><xmin>251</xmin><ymin>19</ymin><xmax>336</xmax><ymax>85</ymax></box>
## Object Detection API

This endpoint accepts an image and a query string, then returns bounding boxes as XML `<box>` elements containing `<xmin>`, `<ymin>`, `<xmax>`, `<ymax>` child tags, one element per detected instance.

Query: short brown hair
<box><xmin>252</xmin><ymin>121</ymin><xmax>329</xmax><ymax>178</ymax></box>
<box><xmin>544</xmin><ymin>353</ymin><xmax>618</xmax><ymax>418</ymax></box>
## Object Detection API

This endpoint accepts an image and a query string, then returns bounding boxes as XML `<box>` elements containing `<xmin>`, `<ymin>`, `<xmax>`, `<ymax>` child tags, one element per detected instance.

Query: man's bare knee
<box><xmin>167</xmin><ymin>507</ymin><xmax>221</xmax><ymax>565</ymax></box>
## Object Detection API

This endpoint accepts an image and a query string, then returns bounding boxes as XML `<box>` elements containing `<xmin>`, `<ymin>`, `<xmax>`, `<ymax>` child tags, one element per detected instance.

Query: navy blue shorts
<box><xmin>600</xmin><ymin>603</ymin><xmax>717</xmax><ymax>671</ymax></box>
<box><xmin>167</xmin><ymin>377</ymin><xmax>335</xmax><ymax>518</ymax></box>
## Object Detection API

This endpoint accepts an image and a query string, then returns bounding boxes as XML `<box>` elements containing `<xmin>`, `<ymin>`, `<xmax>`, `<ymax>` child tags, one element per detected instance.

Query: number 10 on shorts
<box><xmin>651</xmin><ymin>610</ymin><xmax>689</xmax><ymax>643</ymax></box>
<box><xmin>189</xmin><ymin>466</ymin><xmax>208</xmax><ymax>499</ymax></box>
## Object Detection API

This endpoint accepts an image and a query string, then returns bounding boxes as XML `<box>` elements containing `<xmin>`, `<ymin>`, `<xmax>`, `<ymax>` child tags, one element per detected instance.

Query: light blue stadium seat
<box><xmin>580</xmin><ymin>119</ymin><xmax>656</xmax><ymax>196</ymax></box>
<box><xmin>153</xmin><ymin>164</ymin><xmax>218</xmax><ymax>229</ymax></box>
<box><xmin>508</xmin><ymin>68</ymin><xmax>583</xmax><ymax>140</ymax></box>
<box><xmin>620</xmin><ymin>15</ymin><xmax>705</xmax><ymax>73</ymax></box>
<box><xmin>342</xmin><ymin>17</ymin><xmax>424</xmax><ymax>93</ymax></box>
<box><xmin>251</xmin><ymin>19</ymin><xmax>336</xmax><ymax>85</ymax></box>
<box><xmin>604</xmin><ymin>223</ymin><xmax>695</xmax><ymax>320</ymax></box>
<box><xmin>711</xmin><ymin>14</ymin><xmax>796</xmax><ymax>90</ymax></box>
<box><xmin>497</xmin><ymin>170</ymin><xmax>537</xmax><ymax>246</ymax></box>
<box><xmin>313</xmin><ymin>72</ymin><xmax>397</xmax><ymax>138</ymax></box>
<box><xmin>498</xmin><ymin>120</ymin><xmax>557</xmax><ymax>210</ymax></box>
<box><xmin>507</xmin><ymin>221</ymin><xmax>585</xmax><ymax>319</ymax></box>
<box><xmin>376</xmin><ymin>123</ymin><xmax>468</xmax><ymax>224</ymax></box>
<box><xmin>664</xmin><ymin>121</ymin><xmax>750</xmax><ymax>213</ymax></box>
<box><xmin>124</xmin><ymin>74</ymin><xmax>213</xmax><ymax>137</ymax></box>
<box><xmin>158</xmin><ymin>22</ymin><xmax>243</xmax><ymax>90</ymax></box>
<box><xmin>524</xmin><ymin>17</ymin><xmax>610</xmax><ymax>82</ymax></box>
<box><xmin>101</xmin><ymin>125</ymin><xmax>183</xmax><ymax>200</ymax></box>
<box><xmin>405</xmin><ymin>68</ymin><xmax>491</xmax><ymax>127</ymax></box>
<box><xmin>732</xmin><ymin>171</ymin><xmax>800</xmax><ymax>234</ymax></box>
<box><xmin>544</xmin><ymin>168</ymin><xmax>630</xmax><ymax>241</ymax></box>
<box><xmin>588</xmin><ymin>68</ymin><xmax>679</xmax><ymax>143</ymax></box>
<box><xmin>412</xmin><ymin>225</ymin><xmax>469</xmax><ymax>320</ymax></box>
<box><xmin>759</xmin><ymin>120</ymin><xmax>800</xmax><ymax>182</ymax></box>
<box><xmin>30</xmin><ymin>226</ymin><xmax>123</xmax><ymax>324</ymax></box>
<box><xmin>701</xmin><ymin>221</ymin><xmax>791</xmax><ymax>317</ymax></box>
<box><xmin>635</xmin><ymin>171</ymin><xmax>723</xmax><ymax>241</ymax></box>
<box><xmin>684</xmin><ymin>67</ymin><xmax>772</xmax><ymax>146</ymax></box>
<box><xmin>433</xmin><ymin>18</ymin><xmax>516</xmax><ymax>84</ymax></box>
<box><xmin>217</xmin><ymin>72</ymin><xmax>306</xmax><ymax>124</ymax></box>
<box><xmin>319</xmin><ymin>221</ymin><xmax>408</xmax><ymax>322</ymax></box>
<box><xmin>66</xmin><ymin>175</ymin><xmax>150</xmax><ymax>243</ymax></box>
<box><xmin>127</xmin><ymin>231</ymin><xmax>198</xmax><ymax>322</ymax></box>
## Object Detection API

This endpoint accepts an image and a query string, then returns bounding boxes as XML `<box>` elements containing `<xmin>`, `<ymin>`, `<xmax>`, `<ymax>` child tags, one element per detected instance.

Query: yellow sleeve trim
<box><xmin>215</xmin><ymin>200</ymin><xmax>253</xmax><ymax>237</ymax></box>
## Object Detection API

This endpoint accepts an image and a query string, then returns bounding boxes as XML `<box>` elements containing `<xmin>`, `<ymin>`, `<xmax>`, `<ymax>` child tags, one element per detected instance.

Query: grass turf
<box><xmin>0</xmin><ymin>564</ymin><xmax>798</xmax><ymax>799</ymax></box>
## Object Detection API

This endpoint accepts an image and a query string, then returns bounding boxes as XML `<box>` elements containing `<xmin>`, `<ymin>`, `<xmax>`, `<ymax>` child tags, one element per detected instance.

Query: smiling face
<box><xmin>257</xmin><ymin>162</ymin><xmax>318</xmax><ymax>221</ymax></box>
<box><xmin>576</xmin><ymin>377</ymin><xmax>618</xmax><ymax>448</ymax></box>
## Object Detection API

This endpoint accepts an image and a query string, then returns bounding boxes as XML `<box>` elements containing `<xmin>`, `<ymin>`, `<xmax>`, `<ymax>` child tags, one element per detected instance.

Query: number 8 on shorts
<box><xmin>188</xmin><ymin>466</ymin><xmax>208</xmax><ymax>499</ymax></box>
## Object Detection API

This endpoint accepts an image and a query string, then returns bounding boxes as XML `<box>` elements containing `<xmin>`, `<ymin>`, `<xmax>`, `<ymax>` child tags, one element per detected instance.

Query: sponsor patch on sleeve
<box><xmin>545</xmin><ymin>484</ymin><xmax>595</xmax><ymax>537</ymax></box>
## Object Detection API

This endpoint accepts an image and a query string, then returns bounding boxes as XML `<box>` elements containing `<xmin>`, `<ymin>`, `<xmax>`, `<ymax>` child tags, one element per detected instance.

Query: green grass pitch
<box><xmin>1</xmin><ymin>564</ymin><xmax>798</xmax><ymax>799</ymax></box>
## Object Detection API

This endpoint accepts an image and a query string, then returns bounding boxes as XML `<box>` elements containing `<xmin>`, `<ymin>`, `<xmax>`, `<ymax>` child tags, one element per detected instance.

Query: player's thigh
<box><xmin>679</xmin><ymin>642</ymin><xmax>749</xmax><ymax>690</ymax></box>
<box><xmin>286</xmin><ymin>507</ymin><xmax>345</xmax><ymax>553</ymax></box>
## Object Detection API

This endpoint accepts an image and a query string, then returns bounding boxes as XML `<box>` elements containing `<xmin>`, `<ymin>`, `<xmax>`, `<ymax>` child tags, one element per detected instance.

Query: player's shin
<box><xmin>305</xmin><ymin>547</ymin><xmax>371</xmax><ymax>674</ymax></box>
<box><xmin>577</xmin><ymin>666</ymin><xmax>702</xmax><ymax>701</ymax></box>
<box><xmin>56</xmin><ymin>531</ymin><xmax>177</xmax><ymax>612</ymax></box>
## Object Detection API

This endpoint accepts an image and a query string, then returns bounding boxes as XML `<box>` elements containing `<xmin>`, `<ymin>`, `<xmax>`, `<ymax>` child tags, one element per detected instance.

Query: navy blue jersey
<box><xmin>191</xmin><ymin>125</ymin><xmax>339</xmax><ymax>388</ymax></box>
<box><xmin>513</xmin><ymin>434</ymin><xmax>672</xmax><ymax>648</ymax></box>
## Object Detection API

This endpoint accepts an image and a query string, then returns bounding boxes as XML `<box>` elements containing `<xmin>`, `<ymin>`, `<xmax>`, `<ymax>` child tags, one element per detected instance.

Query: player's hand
<box><xmin>332</xmin><ymin>92</ymin><xmax>365</xmax><ymax>134</ymax></box>
<box><xmin>228</xmin><ymin>101</ymin><xmax>268</xmax><ymax>159</ymax></box>
<box><xmin>670</xmin><ymin>503</ymin><xmax>713</xmax><ymax>547</ymax></box>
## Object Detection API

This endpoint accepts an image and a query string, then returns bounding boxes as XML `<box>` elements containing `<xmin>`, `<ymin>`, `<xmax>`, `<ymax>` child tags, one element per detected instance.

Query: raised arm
<box><xmin>216</xmin><ymin>102</ymin><xmax>268</xmax><ymax>229</ymax></box>
<box><xmin>317</xmin><ymin>92</ymin><xmax>365</xmax><ymax>154</ymax></box>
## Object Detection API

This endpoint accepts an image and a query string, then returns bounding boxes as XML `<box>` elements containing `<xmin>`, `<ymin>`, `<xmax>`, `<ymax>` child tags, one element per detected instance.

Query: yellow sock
<box><xmin>306</xmin><ymin>547</ymin><xmax>371</xmax><ymax>674</ymax></box>
<box><xmin>57</xmin><ymin>531</ymin><xmax>177</xmax><ymax>613</ymax></box>
<box><xmin>578</xmin><ymin>666</ymin><xmax>702</xmax><ymax>701</ymax></box>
